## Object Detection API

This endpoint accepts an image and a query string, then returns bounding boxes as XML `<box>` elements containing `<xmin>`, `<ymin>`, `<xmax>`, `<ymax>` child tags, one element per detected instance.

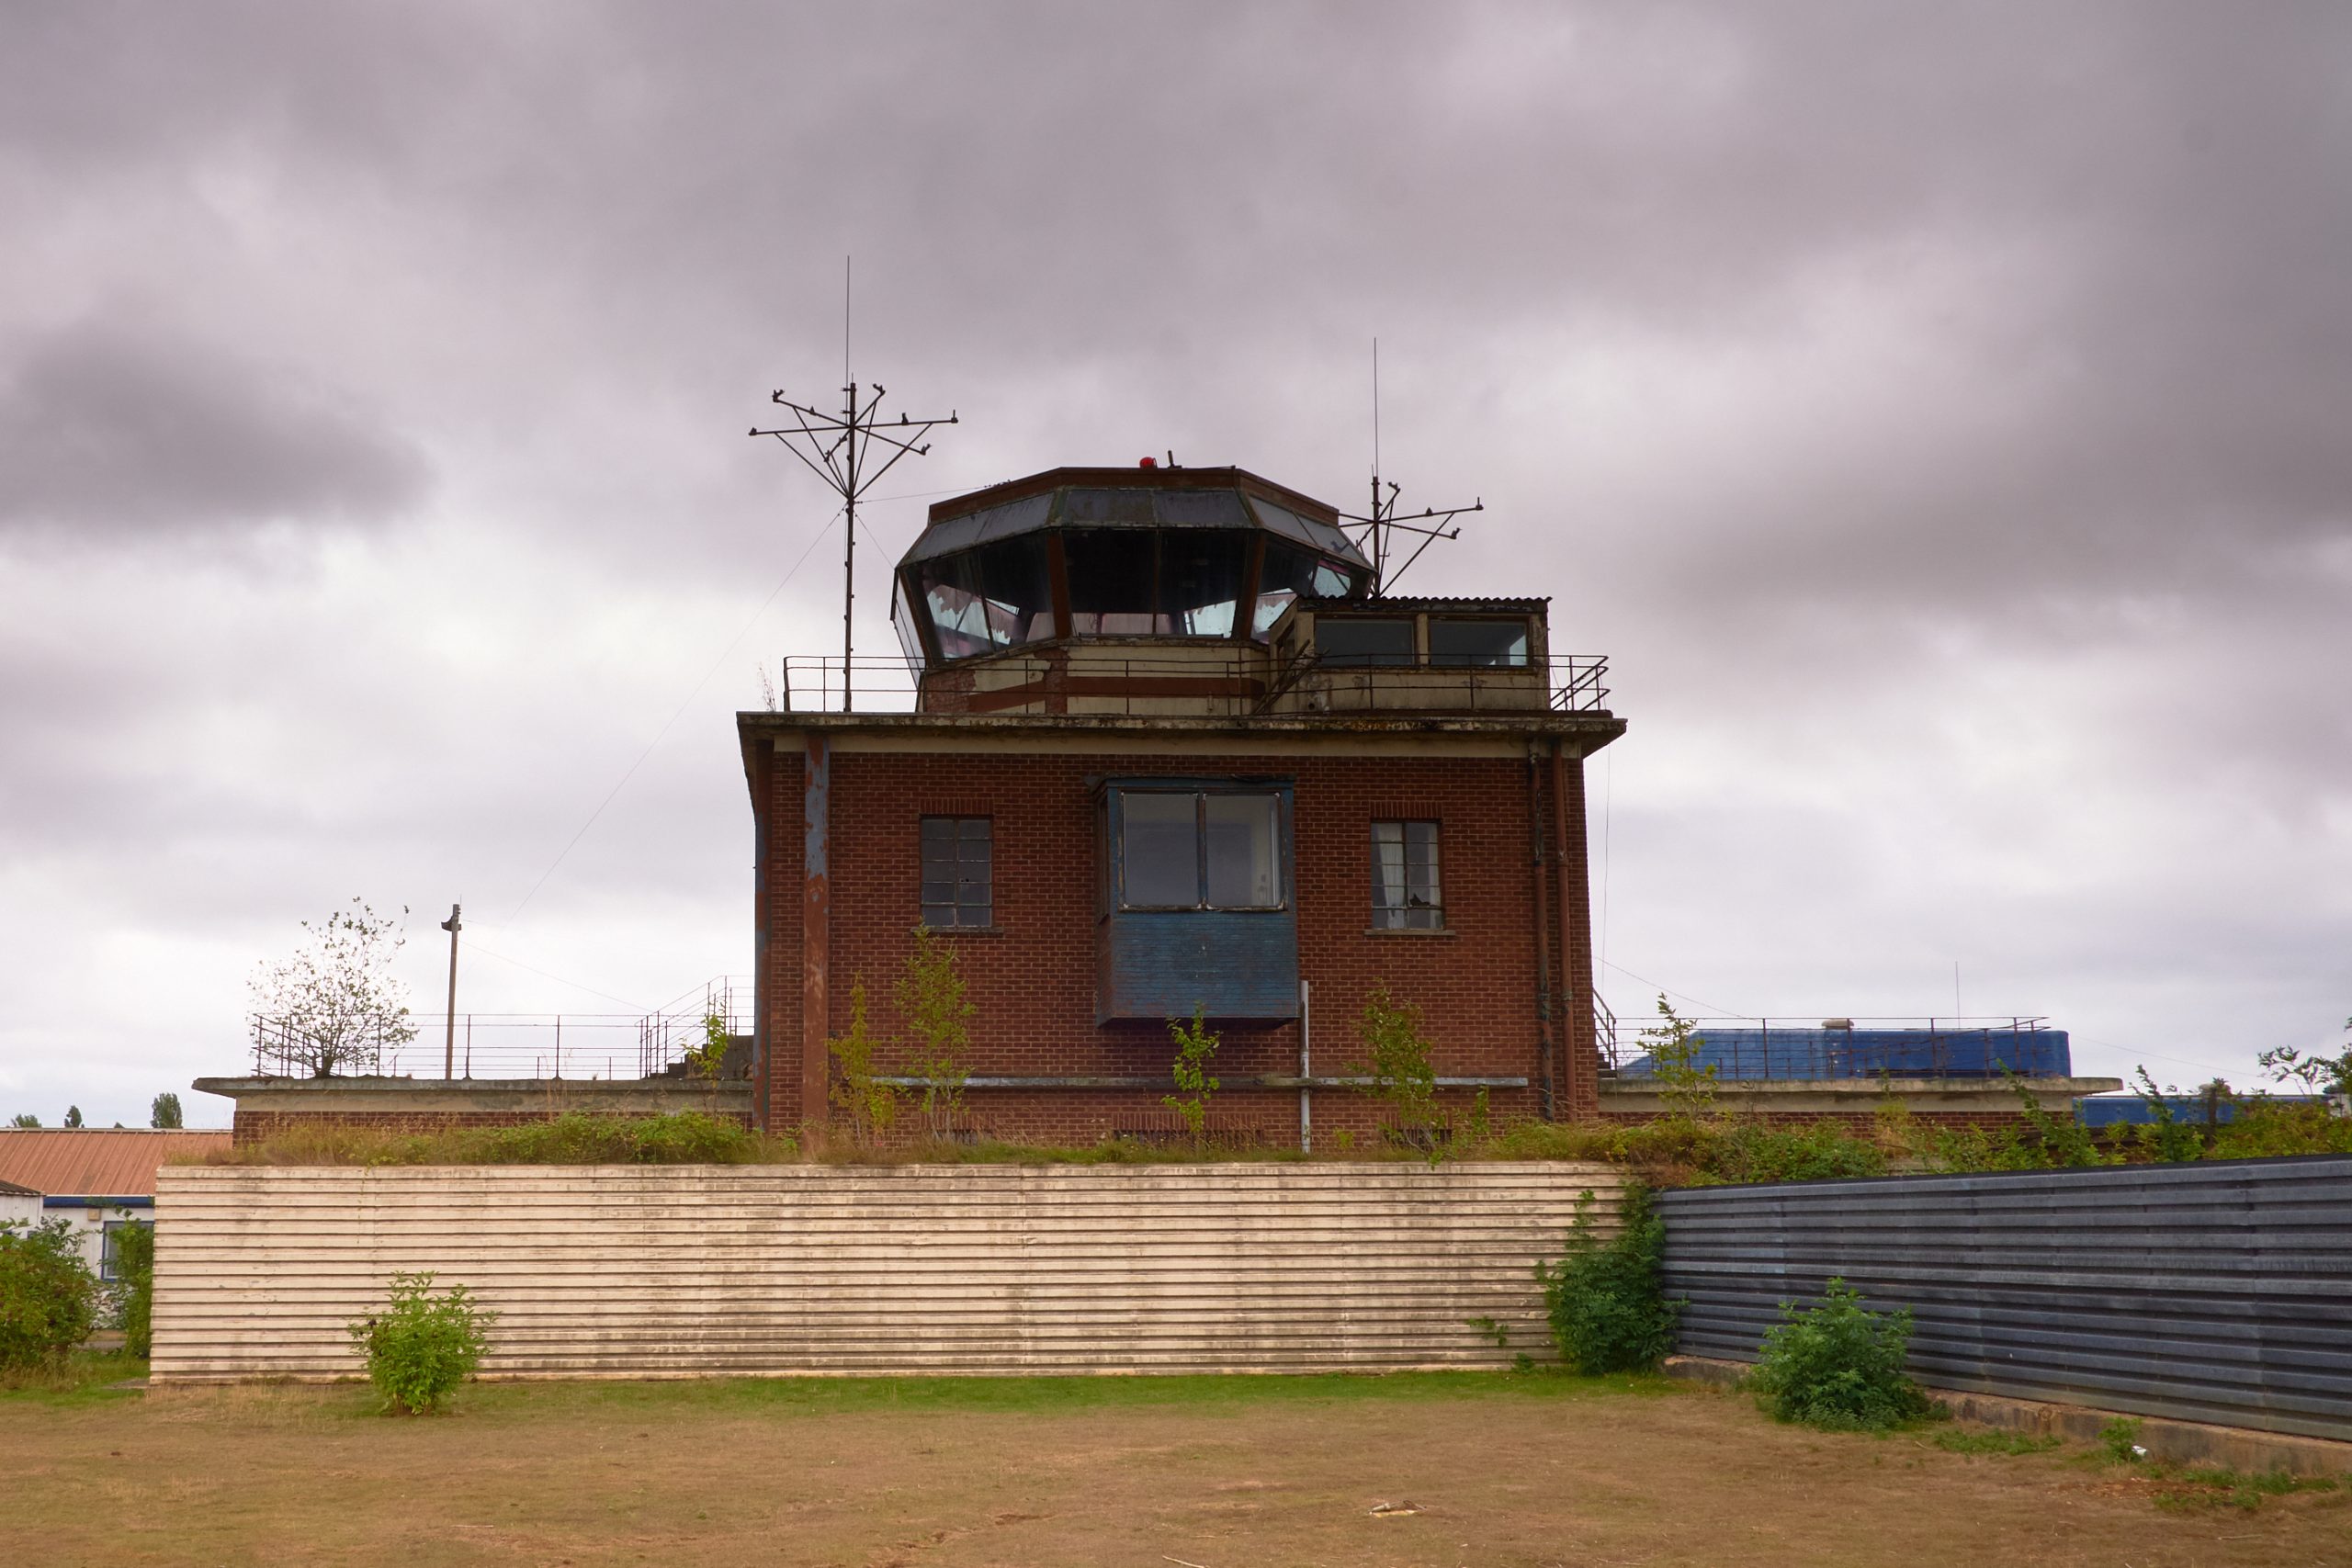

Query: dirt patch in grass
<box><xmin>3</xmin><ymin>1372</ymin><xmax>2343</xmax><ymax>1566</ymax></box>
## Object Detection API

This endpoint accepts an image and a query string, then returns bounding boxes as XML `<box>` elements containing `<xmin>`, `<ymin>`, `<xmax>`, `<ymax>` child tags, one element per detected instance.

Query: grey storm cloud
<box><xmin>0</xmin><ymin>316</ymin><xmax>429</xmax><ymax>536</ymax></box>
<box><xmin>0</xmin><ymin>2</ymin><xmax>2346</xmax><ymax>1126</ymax></box>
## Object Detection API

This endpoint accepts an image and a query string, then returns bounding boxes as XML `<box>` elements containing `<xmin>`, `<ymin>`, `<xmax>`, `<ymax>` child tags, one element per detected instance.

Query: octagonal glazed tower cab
<box><xmin>890</xmin><ymin>464</ymin><xmax>1560</xmax><ymax>717</ymax></box>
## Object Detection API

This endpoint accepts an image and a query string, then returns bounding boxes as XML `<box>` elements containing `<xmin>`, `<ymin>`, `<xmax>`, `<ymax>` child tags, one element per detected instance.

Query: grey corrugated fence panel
<box><xmin>152</xmin><ymin>1162</ymin><xmax>1623</xmax><ymax>1381</ymax></box>
<box><xmin>1655</xmin><ymin>1156</ymin><xmax>2352</xmax><ymax>1441</ymax></box>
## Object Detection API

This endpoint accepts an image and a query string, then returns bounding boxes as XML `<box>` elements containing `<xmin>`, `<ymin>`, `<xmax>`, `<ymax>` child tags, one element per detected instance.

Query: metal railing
<box><xmin>247</xmin><ymin>976</ymin><xmax>751</xmax><ymax>1082</ymax></box>
<box><xmin>1598</xmin><ymin>1012</ymin><xmax>2068</xmax><ymax>1080</ymax></box>
<box><xmin>763</xmin><ymin>651</ymin><xmax>1611</xmax><ymax>716</ymax></box>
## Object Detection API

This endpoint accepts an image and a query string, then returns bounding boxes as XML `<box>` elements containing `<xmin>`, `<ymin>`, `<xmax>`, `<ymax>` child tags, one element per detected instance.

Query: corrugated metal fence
<box><xmin>1658</xmin><ymin>1156</ymin><xmax>2352</xmax><ymax>1440</ymax></box>
<box><xmin>152</xmin><ymin>1161</ymin><xmax>1623</xmax><ymax>1382</ymax></box>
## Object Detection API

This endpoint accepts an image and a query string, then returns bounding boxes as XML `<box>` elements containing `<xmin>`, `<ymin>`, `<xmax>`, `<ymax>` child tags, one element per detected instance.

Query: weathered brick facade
<box><xmin>741</xmin><ymin>724</ymin><xmax>1619</xmax><ymax>1144</ymax></box>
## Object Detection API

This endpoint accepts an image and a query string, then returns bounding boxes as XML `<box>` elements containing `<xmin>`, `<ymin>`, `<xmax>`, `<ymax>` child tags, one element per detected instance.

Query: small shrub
<box><xmin>1749</xmin><ymin>1278</ymin><xmax>1932</xmax><ymax>1431</ymax></box>
<box><xmin>1162</xmin><ymin>1006</ymin><xmax>1221</xmax><ymax>1150</ymax></box>
<box><xmin>1536</xmin><ymin>1185</ymin><xmax>1681</xmax><ymax>1373</ymax></box>
<box><xmin>107</xmin><ymin>1221</ymin><xmax>155</xmax><ymax>1359</ymax></box>
<box><xmin>348</xmin><ymin>1271</ymin><xmax>496</xmax><ymax>1415</ymax></box>
<box><xmin>0</xmin><ymin>1218</ymin><xmax>99</xmax><ymax>1371</ymax></box>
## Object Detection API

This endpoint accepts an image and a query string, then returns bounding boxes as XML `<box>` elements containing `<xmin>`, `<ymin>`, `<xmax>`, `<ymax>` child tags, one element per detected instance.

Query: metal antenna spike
<box><xmin>751</xmin><ymin>301</ymin><xmax>956</xmax><ymax>712</ymax></box>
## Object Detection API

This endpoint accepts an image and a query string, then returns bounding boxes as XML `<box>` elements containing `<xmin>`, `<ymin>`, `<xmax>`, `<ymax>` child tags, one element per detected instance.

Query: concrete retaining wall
<box><xmin>151</xmin><ymin>1161</ymin><xmax>1623</xmax><ymax>1381</ymax></box>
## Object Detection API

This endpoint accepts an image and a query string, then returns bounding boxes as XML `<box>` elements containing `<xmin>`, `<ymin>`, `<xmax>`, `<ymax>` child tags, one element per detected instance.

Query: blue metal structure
<box><xmin>1657</xmin><ymin>1156</ymin><xmax>2352</xmax><ymax>1441</ymax></box>
<box><xmin>1616</xmin><ymin>1023</ymin><xmax>2070</xmax><ymax>1080</ymax></box>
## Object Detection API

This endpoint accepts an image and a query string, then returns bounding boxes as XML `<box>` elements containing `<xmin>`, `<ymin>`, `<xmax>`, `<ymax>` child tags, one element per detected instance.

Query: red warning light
<box><xmin>1138</xmin><ymin>457</ymin><xmax>1158</xmax><ymax>468</ymax></box>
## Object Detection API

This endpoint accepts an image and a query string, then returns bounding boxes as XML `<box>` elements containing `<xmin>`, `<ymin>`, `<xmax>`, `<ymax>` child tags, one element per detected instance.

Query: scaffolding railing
<box><xmin>1597</xmin><ymin>1012</ymin><xmax>2067</xmax><ymax>1081</ymax></box>
<box><xmin>246</xmin><ymin>976</ymin><xmax>752</xmax><ymax>1081</ymax></box>
<box><xmin>763</xmin><ymin>651</ymin><xmax>1611</xmax><ymax>716</ymax></box>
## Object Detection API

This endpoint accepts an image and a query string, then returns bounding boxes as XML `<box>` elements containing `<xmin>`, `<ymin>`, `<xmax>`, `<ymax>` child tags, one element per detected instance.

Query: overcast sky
<box><xmin>4</xmin><ymin>3</ymin><xmax>2346</xmax><ymax>1126</ymax></box>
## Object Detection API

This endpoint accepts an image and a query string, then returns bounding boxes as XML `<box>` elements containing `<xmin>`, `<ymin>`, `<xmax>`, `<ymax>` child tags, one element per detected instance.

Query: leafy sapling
<box><xmin>896</xmin><ymin>927</ymin><xmax>974</xmax><ymax>1141</ymax></box>
<box><xmin>1163</xmin><ymin>1006</ymin><xmax>1221</xmax><ymax>1151</ymax></box>
<box><xmin>1356</xmin><ymin>983</ymin><xmax>1443</xmax><ymax>1156</ymax></box>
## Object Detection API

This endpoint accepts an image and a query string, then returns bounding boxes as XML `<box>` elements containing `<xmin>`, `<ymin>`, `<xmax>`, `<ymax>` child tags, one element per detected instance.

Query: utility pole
<box><xmin>750</xmin><ymin>259</ymin><xmax>956</xmax><ymax>711</ymax></box>
<box><xmin>439</xmin><ymin>903</ymin><xmax>462</xmax><ymax>1078</ymax></box>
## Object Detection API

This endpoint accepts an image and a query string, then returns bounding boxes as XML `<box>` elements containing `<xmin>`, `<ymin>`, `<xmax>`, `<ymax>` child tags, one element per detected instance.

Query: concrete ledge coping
<box><xmin>1663</xmin><ymin>1355</ymin><xmax>2352</xmax><ymax>1478</ymax></box>
<box><xmin>193</xmin><ymin>1077</ymin><xmax>753</xmax><ymax>1115</ymax></box>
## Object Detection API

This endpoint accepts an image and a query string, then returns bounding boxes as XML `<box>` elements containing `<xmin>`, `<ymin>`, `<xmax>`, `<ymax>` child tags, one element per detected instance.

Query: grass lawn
<box><xmin>4</xmin><ymin>1361</ymin><xmax>2345</xmax><ymax>1567</ymax></box>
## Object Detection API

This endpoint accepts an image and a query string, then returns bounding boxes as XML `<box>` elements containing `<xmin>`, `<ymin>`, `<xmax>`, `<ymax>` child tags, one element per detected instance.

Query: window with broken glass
<box><xmin>1371</xmin><ymin>820</ymin><xmax>1442</xmax><ymax>930</ymax></box>
<box><xmin>920</xmin><ymin>817</ymin><xmax>993</xmax><ymax>929</ymax></box>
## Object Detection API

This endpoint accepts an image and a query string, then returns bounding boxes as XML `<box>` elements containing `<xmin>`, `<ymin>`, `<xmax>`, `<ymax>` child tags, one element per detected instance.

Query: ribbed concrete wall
<box><xmin>152</xmin><ymin>1162</ymin><xmax>1624</xmax><ymax>1381</ymax></box>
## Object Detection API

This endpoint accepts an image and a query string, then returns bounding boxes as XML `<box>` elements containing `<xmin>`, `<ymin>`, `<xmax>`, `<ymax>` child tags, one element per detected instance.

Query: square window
<box><xmin>920</xmin><ymin>817</ymin><xmax>992</xmax><ymax>928</ymax></box>
<box><xmin>1428</xmin><ymin>617</ymin><xmax>1530</xmax><ymax>667</ymax></box>
<box><xmin>1114</xmin><ymin>788</ymin><xmax>1287</xmax><ymax>910</ymax></box>
<box><xmin>1372</xmin><ymin>820</ymin><xmax>1443</xmax><ymax>929</ymax></box>
<box><xmin>1317</xmin><ymin>616</ymin><xmax>1417</xmax><ymax>667</ymax></box>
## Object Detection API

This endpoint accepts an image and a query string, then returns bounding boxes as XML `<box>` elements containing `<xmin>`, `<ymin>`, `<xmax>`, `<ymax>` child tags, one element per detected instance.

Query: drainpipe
<box><xmin>1549</xmin><ymin>739</ymin><xmax>1579</xmax><ymax>1119</ymax></box>
<box><xmin>1299</xmin><ymin>979</ymin><xmax>1312</xmax><ymax>1153</ymax></box>
<box><xmin>1528</xmin><ymin>744</ymin><xmax>1557</xmax><ymax>1121</ymax></box>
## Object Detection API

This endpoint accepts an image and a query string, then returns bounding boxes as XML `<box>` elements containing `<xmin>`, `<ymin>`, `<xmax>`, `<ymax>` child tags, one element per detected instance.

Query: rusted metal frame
<box><xmin>749</xmin><ymin>739</ymin><xmax>775</xmax><ymax>1129</ymax></box>
<box><xmin>1549</xmin><ymin>740</ymin><xmax>1600</xmax><ymax>1120</ymax></box>
<box><xmin>800</xmin><ymin>733</ymin><xmax>831</xmax><ymax>1141</ymax></box>
<box><xmin>1528</xmin><ymin>745</ymin><xmax>1558</xmax><ymax>1121</ymax></box>
<box><xmin>1046</xmin><ymin>529</ymin><xmax>1073</xmax><ymax>640</ymax></box>
<box><xmin>1234</xmin><ymin>533</ymin><xmax>1267</xmax><ymax>645</ymax></box>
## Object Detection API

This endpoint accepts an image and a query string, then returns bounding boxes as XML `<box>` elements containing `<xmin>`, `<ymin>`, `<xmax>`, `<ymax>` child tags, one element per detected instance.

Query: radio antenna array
<box><xmin>1337</xmin><ymin>338</ymin><xmax>1481</xmax><ymax>594</ymax></box>
<box><xmin>750</xmin><ymin>258</ymin><xmax>956</xmax><ymax>711</ymax></box>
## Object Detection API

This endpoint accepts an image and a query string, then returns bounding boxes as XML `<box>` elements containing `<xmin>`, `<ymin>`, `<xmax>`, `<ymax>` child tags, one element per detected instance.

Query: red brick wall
<box><xmin>754</xmin><ymin>742</ymin><xmax>1596</xmax><ymax>1142</ymax></box>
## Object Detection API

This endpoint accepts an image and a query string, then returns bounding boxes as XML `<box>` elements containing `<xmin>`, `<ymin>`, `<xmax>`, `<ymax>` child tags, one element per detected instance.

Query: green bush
<box><xmin>0</xmin><ymin>1218</ymin><xmax>99</xmax><ymax>1371</ymax></box>
<box><xmin>1749</xmin><ymin>1278</ymin><xmax>1932</xmax><ymax>1430</ymax></box>
<box><xmin>1536</xmin><ymin>1185</ymin><xmax>1681</xmax><ymax>1373</ymax></box>
<box><xmin>348</xmin><ymin>1271</ymin><xmax>497</xmax><ymax>1415</ymax></box>
<box><xmin>107</xmin><ymin>1222</ymin><xmax>155</xmax><ymax>1359</ymax></box>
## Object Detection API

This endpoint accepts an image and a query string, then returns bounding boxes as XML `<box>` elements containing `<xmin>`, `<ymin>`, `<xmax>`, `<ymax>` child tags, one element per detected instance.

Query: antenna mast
<box><xmin>750</xmin><ymin>257</ymin><xmax>957</xmax><ymax>711</ymax></box>
<box><xmin>1338</xmin><ymin>338</ymin><xmax>1482</xmax><ymax>594</ymax></box>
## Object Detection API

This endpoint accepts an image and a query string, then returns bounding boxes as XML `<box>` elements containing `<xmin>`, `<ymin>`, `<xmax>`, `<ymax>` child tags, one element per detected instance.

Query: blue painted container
<box><xmin>1620</xmin><ymin>1026</ymin><xmax>2071</xmax><ymax>1080</ymax></box>
<box><xmin>2075</xmin><ymin>1093</ymin><xmax>2330</xmax><ymax>1127</ymax></box>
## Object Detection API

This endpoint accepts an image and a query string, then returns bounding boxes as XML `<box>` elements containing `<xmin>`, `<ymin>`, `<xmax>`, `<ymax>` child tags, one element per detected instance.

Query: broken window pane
<box><xmin>1158</xmin><ymin>530</ymin><xmax>1249</xmax><ymax>637</ymax></box>
<box><xmin>1371</xmin><ymin>820</ymin><xmax>1442</xmax><ymax>929</ymax></box>
<box><xmin>1064</xmin><ymin>527</ymin><xmax>1159</xmax><ymax>637</ymax></box>
<box><xmin>1251</xmin><ymin>540</ymin><xmax>1363</xmax><ymax>638</ymax></box>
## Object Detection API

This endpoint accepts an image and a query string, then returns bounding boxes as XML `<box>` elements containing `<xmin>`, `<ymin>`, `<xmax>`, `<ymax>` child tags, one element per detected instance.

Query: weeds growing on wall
<box><xmin>1162</xmin><ymin>1006</ymin><xmax>1221</xmax><ymax>1151</ymax></box>
<box><xmin>1356</xmin><ymin>983</ymin><xmax>1444</xmax><ymax>1156</ymax></box>
<box><xmin>0</xmin><ymin>1218</ymin><xmax>97</xmax><ymax>1371</ymax></box>
<box><xmin>829</xmin><ymin>980</ymin><xmax>901</xmax><ymax>1147</ymax></box>
<box><xmin>348</xmin><ymin>1271</ymin><xmax>496</xmax><ymax>1416</ymax></box>
<box><xmin>1748</xmin><ymin>1278</ymin><xmax>1933</xmax><ymax>1431</ymax></box>
<box><xmin>206</xmin><ymin>1111</ymin><xmax>790</xmax><ymax>1167</ymax></box>
<box><xmin>897</xmin><ymin>927</ymin><xmax>974</xmax><ymax>1141</ymax></box>
<box><xmin>1536</xmin><ymin>1185</ymin><xmax>1681</xmax><ymax>1374</ymax></box>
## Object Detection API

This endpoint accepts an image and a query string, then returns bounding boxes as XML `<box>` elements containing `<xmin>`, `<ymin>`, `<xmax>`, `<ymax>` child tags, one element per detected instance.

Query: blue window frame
<box><xmin>1097</xmin><ymin>780</ymin><xmax>1298</xmax><ymax>1021</ymax></box>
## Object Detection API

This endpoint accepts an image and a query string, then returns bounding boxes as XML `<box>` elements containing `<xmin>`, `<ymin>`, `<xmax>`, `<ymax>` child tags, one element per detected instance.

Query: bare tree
<box><xmin>248</xmin><ymin>899</ymin><xmax>418</xmax><ymax>1077</ymax></box>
